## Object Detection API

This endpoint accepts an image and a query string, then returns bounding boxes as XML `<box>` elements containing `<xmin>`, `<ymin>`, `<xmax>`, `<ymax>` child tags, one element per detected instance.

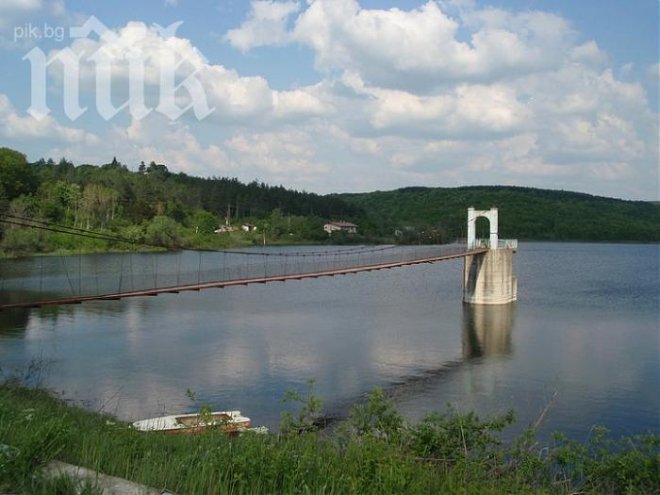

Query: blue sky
<box><xmin>0</xmin><ymin>0</ymin><xmax>657</xmax><ymax>200</ymax></box>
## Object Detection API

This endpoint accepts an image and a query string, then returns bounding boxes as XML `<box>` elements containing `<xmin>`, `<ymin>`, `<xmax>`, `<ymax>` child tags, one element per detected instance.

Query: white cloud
<box><xmin>360</xmin><ymin>80</ymin><xmax>528</xmax><ymax>136</ymax></box>
<box><xmin>587</xmin><ymin>161</ymin><xmax>633</xmax><ymax>181</ymax></box>
<box><xmin>554</xmin><ymin>114</ymin><xmax>643</xmax><ymax>160</ymax></box>
<box><xmin>3</xmin><ymin>1</ymin><xmax>657</xmax><ymax>200</ymax></box>
<box><xmin>201</xmin><ymin>65</ymin><xmax>272</xmax><ymax>119</ymax></box>
<box><xmin>42</xmin><ymin>113</ymin><xmax>236</xmax><ymax>178</ymax></box>
<box><xmin>0</xmin><ymin>93</ymin><xmax>98</xmax><ymax>145</ymax></box>
<box><xmin>126</xmin><ymin>118</ymin><xmax>232</xmax><ymax>176</ymax></box>
<box><xmin>513</xmin><ymin>66</ymin><xmax>654</xmax><ymax>174</ymax></box>
<box><xmin>272</xmin><ymin>87</ymin><xmax>331</xmax><ymax>119</ymax></box>
<box><xmin>290</xmin><ymin>0</ymin><xmax>576</xmax><ymax>91</ymax></box>
<box><xmin>49</xmin><ymin>0</ymin><xmax>66</xmax><ymax>17</ymax></box>
<box><xmin>226</xmin><ymin>130</ymin><xmax>329</xmax><ymax>176</ymax></box>
<box><xmin>0</xmin><ymin>0</ymin><xmax>41</xmax><ymax>12</ymax></box>
<box><xmin>327</xmin><ymin>125</ymin><xmax>382</xmax><ymax>157</ymax></box>
<box><xmin>41</xmin><ymin>19</ymin><xmax>329</xmax><ymax>125</ymax></box>
<box><xmin>225</xmin><ymin>0</ymin><xmax>300</xmax><ymax>52</ymax></box>
<box><xmin>29</xmin><ymin>109</ymin><xmax>331</xmax><ymax>189</ymax></box>
<box><xmin>0</xmin><ymin>0</ymin><xmax>41</xmax><ymax>33</ymax></box>
<box><xmin>569</xmin><ymin>41</ymin><xmax>608</xmax><ymax>67</ymax></box>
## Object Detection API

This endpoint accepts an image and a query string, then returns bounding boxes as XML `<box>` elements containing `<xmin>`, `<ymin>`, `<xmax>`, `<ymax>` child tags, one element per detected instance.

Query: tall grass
<box><xmin>1</xmin><ymin>380</ymin><xmax>658</xmax><ymax>494</ymax></box>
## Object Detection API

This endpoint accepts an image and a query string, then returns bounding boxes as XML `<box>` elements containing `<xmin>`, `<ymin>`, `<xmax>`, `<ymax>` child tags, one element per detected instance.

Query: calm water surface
<box><xmin>0</xmin><ymin>242</ymin><xmax>658</xmax><ymax>440</ymax></box>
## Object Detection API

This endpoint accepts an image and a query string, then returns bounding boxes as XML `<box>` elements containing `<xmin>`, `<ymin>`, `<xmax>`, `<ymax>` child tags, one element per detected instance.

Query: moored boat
<box><xmin>132</xmin><ymin>410</ymin><xmax>250</xmax><ymax>435</ymax></box>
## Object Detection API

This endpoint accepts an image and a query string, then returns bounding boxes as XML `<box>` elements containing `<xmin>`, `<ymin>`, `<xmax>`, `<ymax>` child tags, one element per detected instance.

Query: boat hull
<box><xmin>132</xmin><ymin>411</ymin><xmax>250</xmax><ymax>435</ymax></box>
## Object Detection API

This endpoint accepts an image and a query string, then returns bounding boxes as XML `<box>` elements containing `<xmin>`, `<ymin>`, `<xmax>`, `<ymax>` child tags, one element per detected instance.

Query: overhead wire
<box><xmin>221</xmin><ymin>245</ymin><xmax>400</xmax><ymax>257</ymax></box>
<box><xmin>0</xmin><ymin>214</ymin><xmax>148</xmax><ymax>246</ymax></box>
<box><xmin>1</xmin><ymin>214</ymin><xmax>392</xmax><ymax>258</ymax></box>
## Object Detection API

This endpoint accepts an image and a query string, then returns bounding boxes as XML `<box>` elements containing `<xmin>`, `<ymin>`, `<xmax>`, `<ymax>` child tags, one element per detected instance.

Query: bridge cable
<box><xmin>221</xmin><ymin>244</ymin><xmax>399</xmax><ymax>257</ymax></box>
<box><xmin>1</xmin><ymin>215</ymin><xmax>141</xmax><ymax>245</ymax></box>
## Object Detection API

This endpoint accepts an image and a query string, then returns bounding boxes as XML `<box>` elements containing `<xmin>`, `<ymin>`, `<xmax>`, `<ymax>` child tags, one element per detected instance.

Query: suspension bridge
<box><xmin>0</xmin><ymin>244</ymin><xmax>487</xmax><ymax>311</ymax></box>
<box><xmin>0</xmin><ymin>208</ymin><xmax>517</xmax><ymax>311</ymax></box>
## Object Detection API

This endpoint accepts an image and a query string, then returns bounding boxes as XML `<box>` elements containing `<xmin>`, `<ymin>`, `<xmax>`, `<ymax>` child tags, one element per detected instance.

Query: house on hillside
<box><xmin>241</xmin><ymin>223</ymin><xmax>257</xmax><ymax>232</ymax></box>
<box><xmin>214</xmin><ymin>225</ymin><xmax>237</xmax><ymax>234</ymax></box>
<box><xmin>323</xmin><ymin>221</ymin><xmax>358</xmax><ymax>235</ymax></box>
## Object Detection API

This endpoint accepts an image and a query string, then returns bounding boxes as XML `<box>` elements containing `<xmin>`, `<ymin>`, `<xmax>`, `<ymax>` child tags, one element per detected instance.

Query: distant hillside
<box><xmin>338</xmin><ymin>186</ymin><xmax>660</xmax><ymax>242</ymax></box>
<box><xmin>2</xmin><ymin>145</ymin><xmax>658</xmax><ymax>249</ymax></box>
<box><xmin>0</xmin><ymin>147</ymin><xmax>363</xmax><ymax>254</ymax></box>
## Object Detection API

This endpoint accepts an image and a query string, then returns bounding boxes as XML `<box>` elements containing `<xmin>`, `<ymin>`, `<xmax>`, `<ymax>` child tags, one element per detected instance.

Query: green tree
<box><xmin>0</xmin><ymin>148</ymin><xmax>38</xmax><ymax>200</ymax></box>
<box><xmin>192</xmin><ymin>210</ymin><xmax>217</xmax><ymax>234</ymax></box>
<box><xmin>38</xmin><ymin>181</ymin><xmax>81</xmax><ymax>223</ymax></box>
<box><xmin>0</xmin><ymin>183</ymin><xmax>8</xmax><ymax>221</ymax></box>
<box><xmin>144</xmin><ymin>215</ymin><xmax>181</xmax><ymax>248</ymax></box>
<box><xmin>345</xmin><ymin>388</ymin><xmax>404</xmax><ymax>442</ymax></box>
<box><xmin>79</xmin><ymin>184</ymin><xmax>119</xmax><ymax>229</ymax></box>
<box><xmin>280</xmin><ymin>378</ymin><xmax>324</xmax><ymax>434</ymax></box>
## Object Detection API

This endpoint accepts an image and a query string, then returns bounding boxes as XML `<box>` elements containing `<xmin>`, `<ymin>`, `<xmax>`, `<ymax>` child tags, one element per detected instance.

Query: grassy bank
<box><xmin>0</xmin><ymin>381</ymin><xmax>658</xmax><ymax>494</ymax></box>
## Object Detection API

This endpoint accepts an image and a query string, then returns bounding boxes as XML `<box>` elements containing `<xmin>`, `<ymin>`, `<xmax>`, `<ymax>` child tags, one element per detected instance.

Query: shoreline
<box><xmin>1</xmin><ymin>381</ymin><xmax>657</xmax><ymax>494</ymax></box>
<box><xmin>2</xmin><ymin>237</ymin><xmax>658</xmax><ymax>260</ymax></box>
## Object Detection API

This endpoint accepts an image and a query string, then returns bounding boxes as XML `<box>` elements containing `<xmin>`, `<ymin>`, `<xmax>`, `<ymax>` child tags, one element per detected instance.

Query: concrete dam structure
<box><xmin>463</xmin><ymin>207</ymin><xmax>518</xmax><ymax>305</ymax></box>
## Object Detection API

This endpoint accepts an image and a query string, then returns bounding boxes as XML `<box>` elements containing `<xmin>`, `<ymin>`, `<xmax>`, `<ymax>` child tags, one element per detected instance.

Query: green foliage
<box><xmin>1</xmin><ymin>379</ymin><xmax>658</xmax><ymax>494</ymax></box>
<box><xmin>279</xmin><ymin>378</ymin><xmax>324</xmax><ymax>434</ymax></box>
<box><xmin>0</xmin><ymin>227</ymin><xmax>44</xmax><ymax>254</ymax></box>
<box><xmin>118</xmin><ymin>224</ymin><xmax>145</xmax><ymax>244</ymax></box>
<box><xmin>0</xmin><ymin>147</ymin><xmax>365</xmax><ymax>255</ymax></box>
<box><xmin>0</xmin><ymin>402</ymin><xmax>71</xmax><ymax>491</ymax></box>
<box><xmin>38</xmin><ymin>181</ymin><xmax>81</xmax><ymax>224</ymax></box>
<box><xmin>1</xmin><ymin>145</ymin><xmax>658</xmax><ymax>256</ymax></box>
<box><xmin>191</xmin><ymin>209</ymin><xmax>218</xmax><ymax>234</ymax></box>
<box><xmin>551</xmin><ymin>427</ymin><xmax>660</xmax><ymax>494</ymax></box>
<box><xmin>409</xmin><ymin>407</ymin><xmax>515</xmax><ymax>462</ymax></box>
<box><xmin>143</xmin><ymin>215</ymin><xmax>182</xmax><ymax>248</ymax></box>
<box><xmin>0</xmin><ymin>148</ymin><xmax>38</xmax><ymax>200</ymax></box>
<box><xmin>28</xmin><ymin>474</ymin><xmax>102</xmax><ymax>495</ymax></box>
<box><xmin>78</xmin><ymin>183</ymin><xmax>119</xmax><ymax>229</ymax></box>
<box><xmin>185</xmin><ymin>389</ymin><xmax>215</xmax><ymax>427</ymax></box>
<box><xmin>0</xmin><ymin>184</ymin><xmax>7</xmax><ymax>214</ymax></box>
<box><xmin>344</xmin><ymin>387</ymin><xmax>404</xmax><ymax>442</ymax></box>
<box><xmin>342</xmin><ymin>186</ymin><xmax>660</xmax><ymax>242</ymax></box>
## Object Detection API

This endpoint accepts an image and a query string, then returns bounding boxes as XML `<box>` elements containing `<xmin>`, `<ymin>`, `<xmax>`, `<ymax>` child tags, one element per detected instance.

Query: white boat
<box><xmin>132</xmin><ymin>410</ymin><xmax>251</xmax><ymax>435</ymax></box>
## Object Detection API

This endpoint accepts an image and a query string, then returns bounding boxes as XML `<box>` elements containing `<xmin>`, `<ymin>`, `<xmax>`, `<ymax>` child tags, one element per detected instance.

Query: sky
<box><xmin>0</xmin><ymin>0</ymin><xmax>657</xmax><ymax>200</ymax></box>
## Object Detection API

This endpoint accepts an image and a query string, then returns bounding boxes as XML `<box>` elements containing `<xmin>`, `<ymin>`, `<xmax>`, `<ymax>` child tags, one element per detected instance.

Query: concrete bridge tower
<box><xmin>463</xmin><ymin>207</ymin><xmax>517</xmax><ymax>304</ymax></box>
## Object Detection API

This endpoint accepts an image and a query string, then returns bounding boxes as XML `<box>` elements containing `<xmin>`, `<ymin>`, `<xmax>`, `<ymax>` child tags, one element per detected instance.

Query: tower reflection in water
<box><xmin>462</xmin><ymin>303</ymin><xmax>515</xmax><ymax>359</ymax></box>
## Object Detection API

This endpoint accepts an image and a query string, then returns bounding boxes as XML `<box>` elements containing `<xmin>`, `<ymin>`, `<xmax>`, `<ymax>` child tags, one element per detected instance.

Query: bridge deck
<box><xmin>0</xmin><ymin>248</ymin><xmax>488</xmax><ymax>311</ymax></box>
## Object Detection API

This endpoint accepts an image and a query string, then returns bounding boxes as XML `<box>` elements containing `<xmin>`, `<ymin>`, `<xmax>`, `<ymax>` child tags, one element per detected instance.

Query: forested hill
<box><xmin>23</xmin><ymin>157</ymin><xmax>360</xmax><ymax>221</ymax></box>
<box><xmin>0</xmin><ymin>147</ymin><xmax>360</xmax><ymax>221</ymax></box>
<box><xmin>341</xmin><ymin>186</ymin><xmax>660</xmax><ymax>242</ymax></box>
<box><xmin>0</xmin><ymin>147</ymin><xmax>361</xmax><ymax>253</ymax></box>
<box><xmin>1</xmin><ymin>146</ymin><xmax>658</xmax><ymax>252</ymax></box>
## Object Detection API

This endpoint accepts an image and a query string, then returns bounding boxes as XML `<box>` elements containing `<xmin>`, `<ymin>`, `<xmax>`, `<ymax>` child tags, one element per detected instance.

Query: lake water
<box><xmin>0</xmin><ymin>242</ymin><xmax>658</xmax><ymax>441</ymax></box>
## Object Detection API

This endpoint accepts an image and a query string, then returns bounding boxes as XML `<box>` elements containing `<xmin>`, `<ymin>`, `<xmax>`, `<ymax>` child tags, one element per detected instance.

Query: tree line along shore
<box><xmin>0</xmin><ymin>146</ymin><xmax>658</xmax><ymax>257</ymax></box>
